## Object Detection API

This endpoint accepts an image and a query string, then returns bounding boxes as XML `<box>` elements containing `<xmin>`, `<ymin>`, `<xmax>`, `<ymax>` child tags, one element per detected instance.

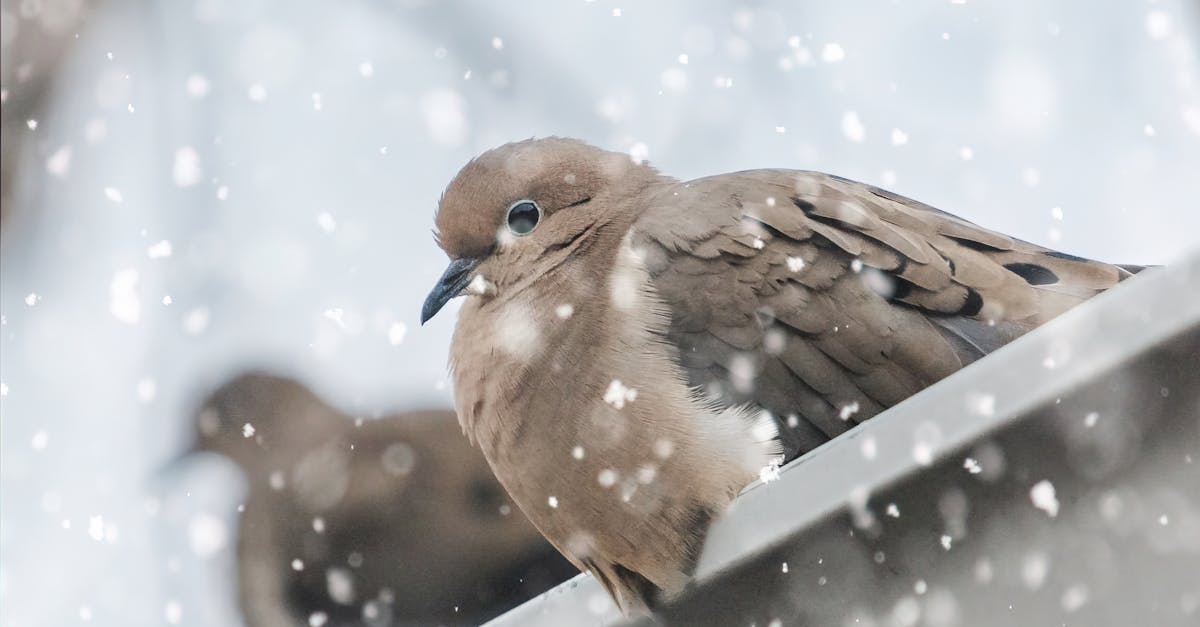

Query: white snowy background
<box><xmin>1</xmin><ymin>1</ymin><xmax>1198</xmax><ymax>626</ymax></box>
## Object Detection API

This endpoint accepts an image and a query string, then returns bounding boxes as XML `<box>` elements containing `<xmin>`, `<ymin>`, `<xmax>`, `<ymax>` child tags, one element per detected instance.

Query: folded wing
<box><xmin>634</xmin><ymin>170</ymin><xmax>1132</xmax><ymax>459</ymax></box>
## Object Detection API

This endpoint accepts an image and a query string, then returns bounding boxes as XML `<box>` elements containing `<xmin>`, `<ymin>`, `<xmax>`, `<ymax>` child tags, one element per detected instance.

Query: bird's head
<box><xmin>421</xmin><ymin>137</ymin><xmax>660</xmax><ymax>324</ymax></box>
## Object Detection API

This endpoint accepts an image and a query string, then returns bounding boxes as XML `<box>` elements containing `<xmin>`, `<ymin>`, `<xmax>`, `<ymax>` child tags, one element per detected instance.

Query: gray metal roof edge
<box><xmin>487</xmin><ymin>247</ymin><xmax>1200</xmax><ymax>627</ymax></box>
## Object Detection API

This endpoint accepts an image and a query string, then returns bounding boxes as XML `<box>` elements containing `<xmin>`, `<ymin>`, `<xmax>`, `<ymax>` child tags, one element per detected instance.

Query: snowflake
<box><xmin>841</xmin><ymin>111</ymin><xmax>865</xmax><ymax>143</ymax></box>
<box><xmin>821</xmin><ymin>43</ymin><xmax>845</xmax><ymax>63</ymax></box>
<box><xmin>759</xmin><ymin>456</ymin><xmax>784</xmax><ymax>483</ymax></box>
<box><xmin>323</xmin><ymin>308</ymin><xmax>346</xmax><ymax>328</ymax></box>
<box><xmin>46</xmin><ymin>145</ymin><xmax>72</xmax><ymax>177</ymax></box>
<box><xmin>603</xmin><ymin>379</ymin><xmax>638</xmax><ymax>409</ymax></box>
<box><xmin>185</xmin><ymin>74</ymin><xmax>210</xmax><ymax>97</ymax></box>
<box><xmin>164</xmin><ymin>601</ymin><xmax>182</xmax><ymax>625</ymax></box>
<box><xmin>387</xmin><ymin>322</ymin><xmax>407</xmax><ymax>345</ymax></box>
<box><xmin>628</xmin><ymin>142</ymin><xmax>649</xmax><ymax>165</ymax></box>
<box><xmin>1030</xmin><ymin>480</ymin><xmax>1059</xmax><ymax>517</ymax></box>
<box><xmin>110</xmin><ymin>268</ymin><xmax>141</xmax><ymax>324</ymax></box>
<box><xmin>860</xmin><ymin>436</ymin><xmax>877</xmax><ymax>460</ymax></box>
<box><xmin>146</xmin><ymin>240</ymin><xmax>173</xmax><ymax>259</ymax></box>
<box><xmin>173</xmin><ymin>146</ymin><xmax>201</xmax><ymax>187</ymax></box>
<box><xmin>88</xmin><ymin>515</ymin><xmax>105</xmax><ymax>541</ymax></box>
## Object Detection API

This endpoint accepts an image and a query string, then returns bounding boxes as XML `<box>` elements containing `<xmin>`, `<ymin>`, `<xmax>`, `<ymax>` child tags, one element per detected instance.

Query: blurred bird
<box><xmin>190</xmin><ymin>373</ymin><xmax>575</xmax><ymax>626</ymax></box>
<box><xmin>420</xmin><ymin>137</ymin><xmax>1140</xmax><ymax>614</ymax></box>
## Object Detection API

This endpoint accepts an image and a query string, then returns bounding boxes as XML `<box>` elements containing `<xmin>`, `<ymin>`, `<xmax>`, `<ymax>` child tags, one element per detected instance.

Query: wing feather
<box><xmin>634</xmin><ymin>170</ymin><xmax>1131</xmax><ymax>459</ymax></box>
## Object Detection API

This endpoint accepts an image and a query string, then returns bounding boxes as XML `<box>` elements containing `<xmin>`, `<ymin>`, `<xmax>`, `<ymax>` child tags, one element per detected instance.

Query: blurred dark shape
<box><xmin>0</xmin><ymin>0</ymin><xmax>90</xmax><ymax>230</ymax></box>
<box><xmin>190</xmin><ymin>373</ymin><xmax>575</xmax><ymax>627</ymax></box>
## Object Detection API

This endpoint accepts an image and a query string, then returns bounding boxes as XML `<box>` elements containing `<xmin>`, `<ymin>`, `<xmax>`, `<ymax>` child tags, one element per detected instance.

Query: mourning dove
<box><xmin>190</xmin><ymin>373</ymin><xmax>575</xmax><ymax>626</ymax></box>
<box><xmin>420</xmin><ymin>137</ymin><xmax>1138</xmax><ymax>614</ymax></box>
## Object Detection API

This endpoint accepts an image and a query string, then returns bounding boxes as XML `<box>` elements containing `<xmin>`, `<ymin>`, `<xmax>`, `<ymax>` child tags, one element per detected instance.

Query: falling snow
<box><xmin>185</xmin><ymin>73</ymin><xmax>210</xmax><ymax>97</ymax></box>
<box><xmin>182</xmin><ymin>307</ymin><xmax>211</xmax><ymax>335</ymax></box>
<box><xmin>603</xmin><ymin>379</ymin><xmax>638</xmax><ymax>409</ymax></box>
<box><xmin>164</xmin><ymin>601</ymin><xmax>182</xmax><ymax>624</ymax></box>
<box><xmin>1022</xmin><ymin>552</ymin><xmax>1049</xmax><ymax>589</ymax></box>
<box><xmin>387</xmin><ymin>322</ymin><xmax>407</xmax><ymax>345</ymax></box>
<box><xmin>860</xmin><ymin>436</ymin><xmax>878</xmax><ymax>460</ymax></box>
<box><xmin>172</xmin><ymin>146</ymin><xmax>202</xmax><ymax>187</ymax></box>
<box><xmin>247</xmin><ymin>83</ymin><xmax>267</xmax><ymax>101</ymax></box>
<box><xmin>146</xmin><ymin>240</ymin><xmax>173</xmax><ymax>259</ymax></box>
<box><xmin>841</xmin><ymin>111</ymin><xmax>866</xmax><ymax>143</ymax></box>
<box><xmin>316</xmin><ymin>212</ymin><xmax>337</xmax><ymax>233</ymax></box>
<box><xmin>46</xmin><ymin>145</ymin><xmax>72</xmax><ymax>177</ymax></box>
<box><xmin>103</xmin><ymin>187</ymin><xmax>124</xmax><ymax>203</ymax></box>
<box><xmin>966</xmin><ymin>393</ymin><xmax>996</xmax><ymax>416</ymax></box>
<box><xmin>109</xmin><ymin>268</ymin><xmax>141</xmax><ymax>324</ymax></box>
<box><xmin>759</xmin><ymin>456</ymin><xmax>783</xmax><ymax>483</ymax></box>
<box><xmin>1030</xmin><ymin>480</ymin><xmax>1060</xmax><ymax>517</ymax></box>
<box><xmin>326</xmin><ymin>568</ymin><xmax>355</xmax><ymax>605</ymax></box>
<box><xmin>821</xmin><ymin>43</ymin><xmax>845</xmax><ymax>63</ymax></box>
<box><xmin>1061</xmin><ymin>584</ymin><xmax>1090</xmax><ymax>612</ymax></box>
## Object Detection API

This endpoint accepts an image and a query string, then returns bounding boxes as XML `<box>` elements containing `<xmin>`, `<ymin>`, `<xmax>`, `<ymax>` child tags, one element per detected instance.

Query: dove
<box><xmin>189</xmin><ymin>373</ymin><xmax>576</xmax><ymax>626</ymax></box>
<box><xmin>420</xmin><ymin>137</ymin><xmax>1138</xmax><ymax>614</ymax></box>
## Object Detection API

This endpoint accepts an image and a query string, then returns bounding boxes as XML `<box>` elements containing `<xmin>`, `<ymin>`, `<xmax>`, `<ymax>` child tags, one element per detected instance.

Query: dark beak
<box><xmin>421</xmin><ymin>257</ymin><xmax>481</xmax><ymax>324</ymax></box>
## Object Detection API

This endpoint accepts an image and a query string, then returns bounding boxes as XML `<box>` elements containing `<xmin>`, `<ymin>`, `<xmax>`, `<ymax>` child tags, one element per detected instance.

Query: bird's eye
<box><xmin>505</xmin><ymin>200</ymin><xmax>541</xmax><ymax>236</ymax></box>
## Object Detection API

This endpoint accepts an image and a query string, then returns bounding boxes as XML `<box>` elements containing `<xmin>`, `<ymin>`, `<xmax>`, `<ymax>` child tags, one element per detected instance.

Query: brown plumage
<box><xmin>190</xmin><ymin>373</ymin><xmax>575</xmax><ymax>625</ymax></box>
<box><xmin>421</xmin><ymin>137</ymin><xmax>1136</xmax><ymax>614</ymax></box>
